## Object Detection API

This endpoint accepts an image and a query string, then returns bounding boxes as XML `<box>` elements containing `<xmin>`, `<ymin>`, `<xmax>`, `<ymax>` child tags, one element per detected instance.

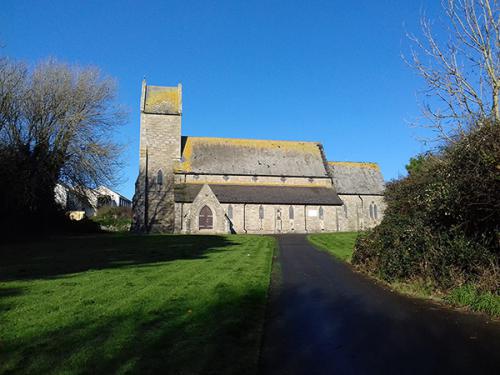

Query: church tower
<box><xmin>132</xmin><ymin>80</ymin><xmax>182</xmax><ymax>233</ymax></box>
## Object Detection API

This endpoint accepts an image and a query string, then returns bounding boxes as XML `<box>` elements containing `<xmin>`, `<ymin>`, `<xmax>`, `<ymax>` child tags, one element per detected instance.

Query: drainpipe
<box><xmin>180</xmin><ymin>203</ymin><xmax>183</xmax><ymax>232</ymax></box>
<box><xmin>243</xmin><ymin>203</ymin><xmax>247</xmax><ymax>233</ymax></box>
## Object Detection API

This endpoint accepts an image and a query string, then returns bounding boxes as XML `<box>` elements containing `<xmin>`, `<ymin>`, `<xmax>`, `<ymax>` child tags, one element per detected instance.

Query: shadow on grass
<box><xmin>1</xmin><ymin>283</ymin><xmax>267</xmax><ymax>375</ymax></box>
<box><xmin>0</xmin><ymin>234</ymin><xmax>235</xmax><ymax>281</ymax></box>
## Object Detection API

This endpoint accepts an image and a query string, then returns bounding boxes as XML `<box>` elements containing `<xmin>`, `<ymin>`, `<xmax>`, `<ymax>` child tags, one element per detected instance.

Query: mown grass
<box><xmin>0</xmin><ymin>234</ymin><xmax>275</xmax><ymax>374</ymax></box>
<box><xmin>307</xmin><ymin>232</ymin><xmax>500</xmax><ymax>317</ymax></box>
<box><xmin>307</xmin><ymin>232</ymin><xmax>358</xmax><ymax>262</ymax></box>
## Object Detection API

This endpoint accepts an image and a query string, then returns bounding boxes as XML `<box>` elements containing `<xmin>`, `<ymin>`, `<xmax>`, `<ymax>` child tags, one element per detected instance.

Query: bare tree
<box><xmin>0</xmin><ymin>57</ymin><xmax>26</xmax><ymax>134</ymax></box>
<box><xmin>406</xmin><ymin>0</ymin><xmax>499</xmax><ymax>141</ymax></box>
<box><xmin>0</xmin><ymin>57</ymin><xmax>126</xmax><ymax>230</ymax></box>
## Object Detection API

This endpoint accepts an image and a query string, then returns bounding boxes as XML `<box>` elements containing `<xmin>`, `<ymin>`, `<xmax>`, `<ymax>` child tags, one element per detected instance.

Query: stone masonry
<box><xmin>132</xmin><ymin>81</ymin><xmax>182</xmax><ymax>233</ymax></box>
<box><xmin>132</xmin><ymin>82</ymin><xmax>386</xmax><ymax>234</ymax></box>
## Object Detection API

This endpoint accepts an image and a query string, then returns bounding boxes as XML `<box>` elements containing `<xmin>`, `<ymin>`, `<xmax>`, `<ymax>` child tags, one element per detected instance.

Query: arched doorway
<box><xmin>199</xmin><ymin>206</ymin><xmax>213</xmax><ymax>230</ymax></box>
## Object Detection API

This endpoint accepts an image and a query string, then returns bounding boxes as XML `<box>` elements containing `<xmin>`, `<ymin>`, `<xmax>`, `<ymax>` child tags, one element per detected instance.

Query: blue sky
<box><xmin>1</xmin><ymin>0</ymin><xmax>442</xmax><ymax>199</ymax></box>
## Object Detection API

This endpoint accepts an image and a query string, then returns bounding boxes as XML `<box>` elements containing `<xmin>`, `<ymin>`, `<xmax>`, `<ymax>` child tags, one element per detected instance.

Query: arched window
<box><xmin>289</xmin><ymin>206</ymin><xmax>294</xmax><ymax>220</ymax></box>
<box><xmin>259</xmin><ymin>205</ymin><xmax>264</xmax><ymax>220</ymax></box>
<box><xmin>199</xmin><ymin>206</ymin><xmax>213</xmax><ymax>230</ymax></box>
<box><xmin>319</xmin><ymin>206</ymin><xmax>324</xmax><ymax>220</ymax></box>
<box><xmin>343</xmin><ymin>204</ymin><xmax>348</xmax><ymax>218</ymax></box>
<box><xmin>156</xmin><ymin>170</ymin><xmax>163</xmax><ymax>185</ymax></box>
<box><xmin>369</xmin><ymin>203</ymin><xmax>374</xmax><ymax>219</ymax></box>
<box><xmin>374</xmin><ymin>204</ymin><xmax>378</xmax><ymax>220</ymax></box>
<box><xmin>227</xmin><ymin>205</ymin><xmax>233</xmax><ymax>219</ymax></box>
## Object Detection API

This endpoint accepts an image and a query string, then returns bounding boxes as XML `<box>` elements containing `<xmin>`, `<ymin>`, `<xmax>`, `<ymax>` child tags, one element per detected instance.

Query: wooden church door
<box><xmin>199</xmin><ymin>206</ymin><xmax>213</xmax><ymax>230</ymax></box>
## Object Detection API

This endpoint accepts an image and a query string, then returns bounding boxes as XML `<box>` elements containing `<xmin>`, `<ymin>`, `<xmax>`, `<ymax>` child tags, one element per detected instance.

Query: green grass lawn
<box><xmin>0</xmin><ymin>234</ymin><xmax>275</xmax><ymax>374</ymax></box>
<box><xmin>307</xmin><ymin>232</ymin><xmax>358</xmax><ymax>262</ymax></box>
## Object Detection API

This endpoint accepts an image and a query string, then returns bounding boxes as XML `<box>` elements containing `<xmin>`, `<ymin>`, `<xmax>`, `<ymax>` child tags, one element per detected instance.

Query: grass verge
<box><xmin>445</xmin><ymin>285</ymin><xmax>500</xmax><ymax>317</ymax></box>
<box><xmin>0</xmin><ymin>234</ymin><xmax>275</xmax><ymax>374</ymax></box>
<box><xmin>307</xmin><ymin>232</ymin><xmax>358</xmax><ymax>262</ymax></box>
<box><xmin>307</xmin><ymin>232</ymin><xmax>499</xmax><ymax>318</ymax></box>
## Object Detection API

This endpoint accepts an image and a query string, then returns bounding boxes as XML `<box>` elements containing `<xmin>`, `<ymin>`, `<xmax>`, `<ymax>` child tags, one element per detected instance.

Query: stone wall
<box><xmin>174</xmin><ymin>194</ymin><xmax>385</xmax><ymax>234</ymax></box>
<box><xmin>132</xmin><ymin>83</ymin><xmax>182</xmax><ymax>233</ymax></box>
<box><xmin>336</xmin><ymin>194</ymin><xmax>386</xmax><ymax>232</ymax></box>
<box><xmin>174</xmin><ymin>173</ymin><xmax>333</xmax><ymax>187</ymax></box>
<box><xmin>179</xmin><ymin>185</ymin><xmax>227</xmax><ymax>234</ymax></box>
<box><xmin>176</xmin><ymin>202</ymin><xmax>342</xmax><ymax>234</ymax></box>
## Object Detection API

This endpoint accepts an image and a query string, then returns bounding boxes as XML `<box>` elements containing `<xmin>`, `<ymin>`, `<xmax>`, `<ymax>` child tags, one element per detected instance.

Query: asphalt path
<box><xmin>259</xmin><ymin>234</ymin><xmax>500</xmax><ymax>375</ymax></box>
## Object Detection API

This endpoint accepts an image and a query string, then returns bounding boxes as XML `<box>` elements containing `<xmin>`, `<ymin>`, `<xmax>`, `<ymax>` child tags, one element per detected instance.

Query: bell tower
<box><xmin>132</xmin><ymin>80</ymin><xmax>182</xmax><ymax>233</ymax></box>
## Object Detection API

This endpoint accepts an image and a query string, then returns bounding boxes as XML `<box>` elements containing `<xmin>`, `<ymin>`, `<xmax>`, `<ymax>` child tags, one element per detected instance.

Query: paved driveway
<box><xmin>259</xmin><ymin>234</ymin><xmax>500</xmax><ymax>375</ymax></box>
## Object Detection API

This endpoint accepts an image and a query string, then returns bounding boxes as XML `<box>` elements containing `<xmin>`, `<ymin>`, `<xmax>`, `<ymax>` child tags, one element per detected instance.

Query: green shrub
<box><xmin>353</xmin><ymin>120</ymin><xmax>500</xmax><ymax>296</ymax></box>
<box><xmin>92</xmin><ymin>206</ymin><xmax>132</xmax><ymax>232</ymax></box>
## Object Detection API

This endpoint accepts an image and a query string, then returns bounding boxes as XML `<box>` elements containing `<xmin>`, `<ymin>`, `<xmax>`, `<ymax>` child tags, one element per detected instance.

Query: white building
<box><xmin>55</xmin><ymin>184</ymin><xmax>131</xmax><ymax>218</ymax></box>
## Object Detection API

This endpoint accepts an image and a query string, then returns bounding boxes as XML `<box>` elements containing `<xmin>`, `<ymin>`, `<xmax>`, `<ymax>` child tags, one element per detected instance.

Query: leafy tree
<box><xmin>405</xmin><ymin>154</ymin><xmax>430</xmax><ymax>175</ymax></box>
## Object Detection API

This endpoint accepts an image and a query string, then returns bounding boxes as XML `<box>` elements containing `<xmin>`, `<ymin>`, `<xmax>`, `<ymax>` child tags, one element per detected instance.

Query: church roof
<box><xmin>175</xmin><ymin>136</ymin><xmax>330</xmax><ymax>178</ymax></box>
<box><xmin>328</xmin><ymin>162</ymin><xmax>385</xmax><ymax>195</ymax></box>
<box><xmin>174</xmin><ymin>184</ymin><xmax>343</xmax><ymax>205</ymax></box>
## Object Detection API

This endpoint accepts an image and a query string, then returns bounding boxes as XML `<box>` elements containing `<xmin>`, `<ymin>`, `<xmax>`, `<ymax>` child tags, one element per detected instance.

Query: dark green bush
<box><xmin>353</xmin><ymin>120</ymin><xmax>499</xmax><ymax>293</ymax></box>
<box><xmin>92</xmin><ymin>206</ymin><xmax>132</xmax><ymax>232</ymax></box>
<box><xmin>58</xmin><ymin>215</ymin><xmax>102</xmax><ymax>234</ymax></box>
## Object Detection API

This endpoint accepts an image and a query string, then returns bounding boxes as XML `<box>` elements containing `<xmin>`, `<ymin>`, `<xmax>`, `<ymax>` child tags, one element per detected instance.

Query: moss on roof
<box><xmin>328</xmin><ymin>161</ymin><xmax>380</xmax><ymax>170</ymax></box>
<box><xmin>175</xmin><ymin>136</ymin><xmax>329</xmax><ymax>177</ymax></box>
<box><xmin>328</xmin><ymin>161</ymin><xmax>385</xmax><ymax>195</ymax></box>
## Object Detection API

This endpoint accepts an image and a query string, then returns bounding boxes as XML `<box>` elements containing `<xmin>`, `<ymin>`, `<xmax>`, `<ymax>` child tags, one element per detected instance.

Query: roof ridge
<box><xmin>329</xmin><ymin>161</ymin><xmax>380</xmax><ymax>170</ymax></box>
<box><xmin>184</xmin><ymin>135</ymin><xmax>321</xmax><ymax>145</ymax></box>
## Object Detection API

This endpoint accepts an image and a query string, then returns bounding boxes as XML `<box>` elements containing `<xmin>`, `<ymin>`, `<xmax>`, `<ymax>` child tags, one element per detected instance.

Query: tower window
<box><xmin>227</xmin><ymin>204</ymin><xmax>233</xmax><ymax>219</ymax></box>
<box><xmin>374</xmin><ymin>204</ymin><xmax>378</xmax><ymax>220</ymax></box>
<box><xmin>319</xmin><ymin>206</ymin><xmax>324</xmax><ymax>220</ymax></box>
<box><xmin>156</xmin><ymin>170</ymin><xmax>163</xmax><ymax>185</ymax></box>
<box><xmin>259</xmin><ymin>205</ymin><xmax>264</xmax><ymax>219</ymax></box>
<box><xmin>289</xmin><ymin>206</ymin><xmax>294</xmax><ymax>220</ymax></box>
<box><xmin>369</xmin><ymin>203</ymin><xmax>374</xmax><ymax>219</ymax></box>
<box><xmin>343</xmin><ymin>204</ymin><xmax>348</xmax><ymax>218</ymax></box>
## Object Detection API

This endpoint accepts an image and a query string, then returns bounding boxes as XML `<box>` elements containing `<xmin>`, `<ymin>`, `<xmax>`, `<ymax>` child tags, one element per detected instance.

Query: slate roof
<box><xmin>328</xmin><ymin>162</ymin><xmax>385</xmax><ymax>195</ymax></box>
<box><xmin>175</xmin><ymin>137</ymin><xmax>330</xmax><ymax>178</ymax></box>
<box><xmin>174</xmin><ymin>184</ymin><xmax>343</xmax><ymax>205</ymax></box>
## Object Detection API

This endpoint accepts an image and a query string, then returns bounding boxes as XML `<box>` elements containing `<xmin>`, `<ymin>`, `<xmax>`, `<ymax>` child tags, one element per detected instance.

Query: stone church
<box><xmin>132</xmin><ymin>82</ymin><xmax>385</xmax><ymax>234</ymax></box>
